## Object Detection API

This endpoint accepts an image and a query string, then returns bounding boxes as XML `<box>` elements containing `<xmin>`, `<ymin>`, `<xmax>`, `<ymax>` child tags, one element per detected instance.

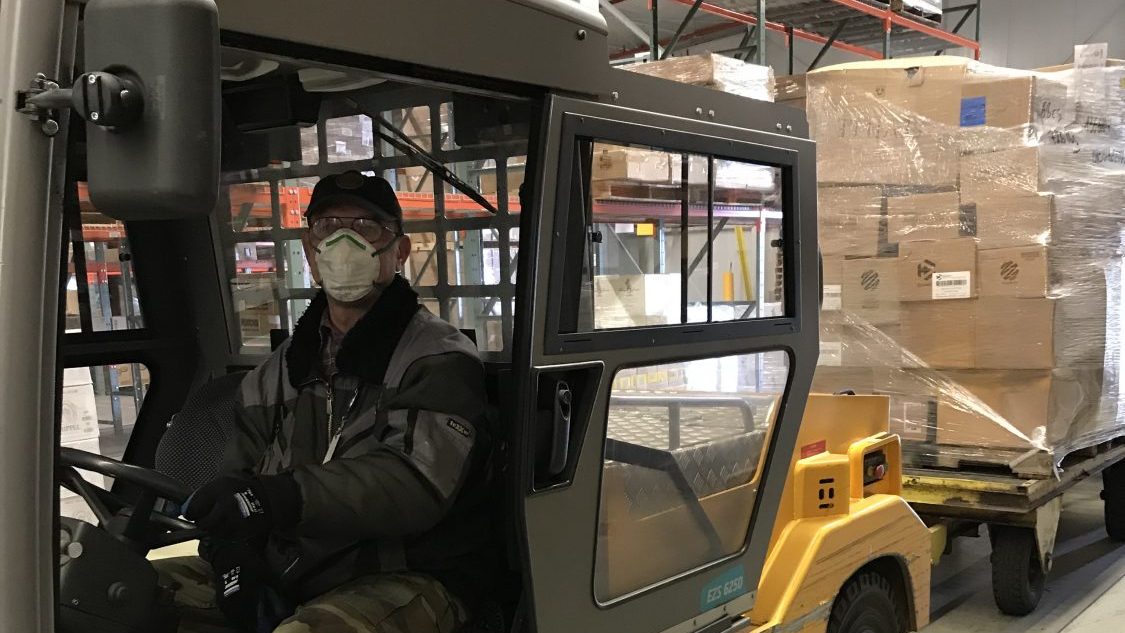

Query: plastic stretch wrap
<box><xmin>809</xmin><ymin>55</ymin><xmax>1125</xmax><ymax>473</ymax></box>
<box><xmin>625</xmin><ymin>53</ymin><xmax>775</xmax><ymax>103</ymax></box>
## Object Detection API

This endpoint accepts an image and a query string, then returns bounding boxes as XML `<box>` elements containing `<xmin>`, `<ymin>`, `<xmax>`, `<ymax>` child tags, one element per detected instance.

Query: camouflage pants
<box><xmin>153</xmin><ymin>556</ymin><xmax>467</xmax><ymax>633</ymax></box>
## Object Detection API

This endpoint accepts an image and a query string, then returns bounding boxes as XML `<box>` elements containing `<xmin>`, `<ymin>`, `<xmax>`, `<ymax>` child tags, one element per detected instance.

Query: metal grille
<box><xmin>219</xmin><ymin>78</ymin><xmax>527</xmax><ymax>361</ymax></box>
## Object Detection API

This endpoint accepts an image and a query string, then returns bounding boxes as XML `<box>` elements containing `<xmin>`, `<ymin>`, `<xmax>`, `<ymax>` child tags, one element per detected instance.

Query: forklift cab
<box><xmin>1</xmin><ymin>1</ymin><xmax>840</xmax><ymax>632</ymax></box>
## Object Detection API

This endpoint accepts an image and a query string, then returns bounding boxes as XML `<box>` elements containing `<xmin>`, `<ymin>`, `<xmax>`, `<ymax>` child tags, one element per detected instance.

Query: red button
<box><xmin>875</xmin><ymin>464</ymin><xmax>887</xmax><ymax>479</ymax></box>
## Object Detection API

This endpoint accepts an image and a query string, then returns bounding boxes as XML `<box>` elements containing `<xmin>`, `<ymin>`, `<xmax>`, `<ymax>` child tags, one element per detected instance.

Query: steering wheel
<box><xmin>58</xmin><ymin>447</ymin><xmax>202</xmax><ymax>552</ymax></box>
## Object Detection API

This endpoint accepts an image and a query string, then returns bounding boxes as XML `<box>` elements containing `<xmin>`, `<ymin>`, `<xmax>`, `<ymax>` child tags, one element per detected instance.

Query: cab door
<box><xmin>510</xmin><ymin>94</ymin><xmax>819</xmax><ymax>633</ymax></box>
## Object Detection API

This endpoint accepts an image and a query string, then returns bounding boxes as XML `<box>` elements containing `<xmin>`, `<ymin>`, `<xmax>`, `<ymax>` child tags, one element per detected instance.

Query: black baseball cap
<box><xmin>304</xmin><ymin>170</ymin><xmax>404</xmax><ymax>226</ymax></box>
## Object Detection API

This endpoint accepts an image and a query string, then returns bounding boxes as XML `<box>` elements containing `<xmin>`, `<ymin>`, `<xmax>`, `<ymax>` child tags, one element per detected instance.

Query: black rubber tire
<box><xmin>827</xmin><ymin>572</ymin><xmax>908</xmax><ymax>633</ymax></box>
<box><xmin>990</xmin><ymin>525</ymin><xmax>1045</xmax><ymax>616</ymax></box>
<box><xmin>1102</xmin><ymin>461</ymin><xmax>1125</xmax><ymax>541</ymax></box>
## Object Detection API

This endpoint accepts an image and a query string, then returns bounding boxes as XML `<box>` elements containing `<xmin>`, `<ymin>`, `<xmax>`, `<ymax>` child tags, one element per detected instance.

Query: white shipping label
<box><xmin>819</xmin><ymin>341</ymin><xmax>843</xmax><ymax>366</ymax></box>
<box><xmin>932</xmin><ymin>271</ymin><xmax>972</xmax><ymax>300</ymax></box>
<box><xmin>1075</xmin><ymin>43</ymin><xmax>1108</xmax><ymax>68</ymax></box>
<box><xmin>823</xmin><ymin>284</ymin><xmax>842</xmax><ymax>311</ymax></box>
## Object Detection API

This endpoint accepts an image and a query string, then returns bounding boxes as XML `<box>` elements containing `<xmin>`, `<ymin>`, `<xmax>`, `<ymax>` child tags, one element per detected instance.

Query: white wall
<box><xmin>970</xmin><ymin>0</ymin><xmax>1125</xmax><ymax>68</ymax></box>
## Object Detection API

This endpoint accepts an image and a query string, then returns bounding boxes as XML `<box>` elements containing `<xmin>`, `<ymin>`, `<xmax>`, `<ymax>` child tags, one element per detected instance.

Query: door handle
<box><xmin>548</xmin><ymin>381</ymin><xmax>572</xmax><ymax>477</ymax></box>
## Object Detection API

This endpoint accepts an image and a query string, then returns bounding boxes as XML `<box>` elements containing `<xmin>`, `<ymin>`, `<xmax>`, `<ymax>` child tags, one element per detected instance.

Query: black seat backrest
<box><xmin>154</xmin><ymin>372</ymin><xmax>247</xmax><ymax>492</ymax></box>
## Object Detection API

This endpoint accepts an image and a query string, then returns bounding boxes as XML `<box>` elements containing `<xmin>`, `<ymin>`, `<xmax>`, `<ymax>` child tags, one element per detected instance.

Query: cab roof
<box><xmin>216</xmin><ymin>0</ymin><xmax>613</xmax><ymax>94</ymax></box>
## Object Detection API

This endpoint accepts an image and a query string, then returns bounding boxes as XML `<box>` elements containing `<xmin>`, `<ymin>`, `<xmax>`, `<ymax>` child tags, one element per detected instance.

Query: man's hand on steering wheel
<box><xmin>183</xmin><ymin>473</ymin><xmax>302</xmax><ymax>540</ymax></box>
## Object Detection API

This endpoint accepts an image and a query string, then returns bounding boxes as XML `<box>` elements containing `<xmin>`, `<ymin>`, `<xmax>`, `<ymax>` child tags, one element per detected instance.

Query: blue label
<box><xmin>700</xmin><ymin>565</ymin><xmax>748</xmax><ymax>612</ymax></box>
<box><xmin>960</xmin><ymin>96</ymin><xmax>987</xmax><ymax>127</ymax></box>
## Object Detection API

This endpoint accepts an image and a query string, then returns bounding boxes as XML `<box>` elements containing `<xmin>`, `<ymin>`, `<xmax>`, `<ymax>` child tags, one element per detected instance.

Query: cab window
<box><xmin>67</xmin><ymin>183</ymin><xmax>144</xmax><ymax>332</ymax></box>
<box><xmin>217</xmin><ymin>63</ymin><xmax>530</xmax><ymax>361</ymax></box>
<box><xmin>61</xmin><ymin>187</ymin><xmax>151</xmax><ymax>515</ymax></box>
<box><xmin>575</xmin><ymin>142</ymin><xmax>784</xmax><ymax>330</ymax></box>
<box><xmin>595</xmin><ymin>351</ymin><xmax>787</xmax><ymax>601</ymax></box>
<box><xmin>547</xmin><ymin>119</ymin><xmax>796</xmax><ymax>354</ymax></box>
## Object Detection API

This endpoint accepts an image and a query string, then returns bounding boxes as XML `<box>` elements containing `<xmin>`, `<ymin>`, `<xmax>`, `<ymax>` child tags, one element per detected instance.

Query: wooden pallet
<box><xmin>903</xmin><ymin>435</ymin><xmax>1125</xmax><ymax>479</ymax></box>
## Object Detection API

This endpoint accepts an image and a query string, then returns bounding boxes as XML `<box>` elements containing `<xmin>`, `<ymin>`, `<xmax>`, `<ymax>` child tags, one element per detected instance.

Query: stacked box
<box><xmin>775</xmin><ymin>74</ymin><xmax>806</xmax><ymax>111</ymax></box>
<box><xmin>593</xmin><ymin>274</ymin><xmax>679</xmax><ymax>329</ymax></box>
<box><xmin>808</xmin><ymin>56</ymin><xmax>1125</xmax><ymax>463</ymax></box>
<box><xmin>624</xmin><ymin>54</ymin><xmax>775</xmax><ymax>103</ymax></box>
<box><xmin>60</xmin><ymin>370</ymin><xmax>106</xmax><ymax>524</ymax></box>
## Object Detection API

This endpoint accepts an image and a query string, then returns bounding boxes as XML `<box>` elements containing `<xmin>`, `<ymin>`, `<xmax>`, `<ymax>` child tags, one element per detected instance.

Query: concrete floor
<box><xmin>924</xmin><ymin>478</ymin><xmax>1125</xmax><ymax>633</ymax></box>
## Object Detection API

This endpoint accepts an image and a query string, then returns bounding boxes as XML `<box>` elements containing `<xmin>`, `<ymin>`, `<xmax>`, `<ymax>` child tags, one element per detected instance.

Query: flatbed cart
<box><xmin>901</xmin><ymin>438</ymin><xmax>1125</xmax><ymax>616</ymax></box>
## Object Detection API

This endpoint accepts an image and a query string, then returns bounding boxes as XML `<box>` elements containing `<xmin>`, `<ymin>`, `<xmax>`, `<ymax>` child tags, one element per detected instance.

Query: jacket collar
<box><xmin>286</xmin><ymin>275</ymin><xmax>420</xmax><ymax>387</ymax></box>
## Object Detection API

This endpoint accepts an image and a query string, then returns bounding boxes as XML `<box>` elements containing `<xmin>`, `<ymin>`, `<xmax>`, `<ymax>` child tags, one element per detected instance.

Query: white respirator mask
<box><xmin>314</xmin><ymin>228</ymin><xmax>398</xmax><ymax>303</ymax></box>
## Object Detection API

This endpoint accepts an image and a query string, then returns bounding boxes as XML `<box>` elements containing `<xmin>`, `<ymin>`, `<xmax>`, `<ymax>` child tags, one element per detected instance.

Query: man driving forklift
<box><xmin>158</xmin><ymin>170</ymin><xmax>496</xmax><ymax>632</ymax></box>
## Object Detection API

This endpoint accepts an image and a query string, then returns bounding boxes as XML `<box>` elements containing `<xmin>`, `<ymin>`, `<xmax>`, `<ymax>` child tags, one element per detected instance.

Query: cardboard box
<box><xmin>592</xmin><ymin>148</ymin><xmax>671</xmax><ymax>183</ymax></box>
<box><xmin>960</xmin><ymin>146</ymin><xmax>1043</xmax><ymax>204</ymax></box>
<box><xmin>886</xmin><ymin>191</ymin><xmax>963</xmax><ymax>242</ymax></box>
<box><xmin>841</xmin><ymin>257</ymin><xmax>901</xmax><ymax>325</ymax></box>
<box><xmin>972</xmin><ymin>297</ymin><xmax>1108</xmax><ymax>370</ymax></box>
<box><xmin>60</xmin><ymin>374</ymin><xmax>99</xmax><ymax>444</ymax></box>
<box><xmin>889</xmin><ymin>395</ymin><xmax>933</xmax><ymax>442</ymax></box>
<box><xmin>60</xmin><ymin>437</ymin><xmax>106</xmax><ymax>501</ymax></box>
<box><xmin>933</xmin><ymin>369</ymin><xmax>1098</xmax><ymax>449</ymax></box>
<box><xmin>115</xmin><ymin>364</ymin><xmax>151</xmax><ymax>389</ymax></box>
<box><xmin>974</xmin><ymin>297</ymin><xmax>1051</xmax><ymax>369</ymax></box>
<box><xmin>822</xmin><ymin>256</ymin><xmax>843</xmax><ymax>312</ymax></box>
<box><xmin>978</xmin><ymin>246</ymin><xmax>1048</xmax><ymax>298</ymax></box>
<box><xmin>819</xmin><ymin>186</ymin><xmax>883</xmax><ymax>257</ymax></box>
<box><xmin>899</xmin><ymin>299</ymin><xmax>977</xmax><ymax>369</ymax></box>
<box><xmin>239</xmin><ymin>306</ymin><xmax>281</xmax><ymax>338</ymax></box>
<box><xmin>823</xmin><ymin>311</ymin><xmax>904</xmax><ymax>367</ymax></box>
<box><xmin>63</xmin><ymin>367</ymin><xmax>92</xmax><ymax>388</ymax></box>
<box><xmin>66</xmin><ymin>288</ymin><xmax>80</xmax><ymax>317</ymax></box>
<box><xmin>819</xmin><ymin>186</ymin><xmax>883</xmax><ymax>219</ymax></box>
<box><xmin>59</xmin><ymin>437</ymin><xmax>107</xmax><ymax>524</ymax></box>
<box><xmin>959</xmin><ymin>74</ymin><xmax>1068</xmax><ymax>152</ymax></box>
<box><xmin>593</xmin><ymin>274</ymin><xmax>679</xmax><ymax>329</ymax></box>
<box><xmin>479</xmin><ymin>165</ymin><xmax>525</xmax><ymax>195</ymax></box>
<box><xmin>816</xmin><ymin>137</ymin><xmax>959</xmax><ymax>187</ymax></box>
<box><xmin>776</xmin><ymin>74</ymin><xmax>806</xmax><ymax>110</ymax></box>
<box><xmin>820</xmin><ymin>217</ymin><xmax>881</xmax><ymax>257</ymax></box>
<box><xmin>811</xmin><ymin>366</ymin><xmax>875</xmax><ymax>393</ymax></box>
<box><xmin>808</xmin><ymin>58</ymin><xmax>968</xmax><ymax>186</ymax></box>
<box><xmin>871</xmin><ymin>370</ymin><xmax>936</xmax><ymax>443</ymax></box>
<box><xmin>60</xmin><ymin>495</ymin><xmax>99</xmax><ymax>525</ymax></box>
<box><xmin>808</xmin><ymin>57</ymin><xmax>968</xmax><ymax>130</ymax></box>
<box><xmin>973</xmin><ymin>194</ymin><xmax>1053</xmax><ymax>249</ymax></box>
<box><xmin>898</xmin><ymin>238</ymin><xmax>978</xmax><ymax>302</ymax></box>
<box><xmin>624</xmin><ymin>54</ymin><xmax>775</xmax><ymax>102</ymax></box>
<box><xmin>687</xmin><ymin>156</ymin><xmax>777</xmax><ymax>190</ymax></box>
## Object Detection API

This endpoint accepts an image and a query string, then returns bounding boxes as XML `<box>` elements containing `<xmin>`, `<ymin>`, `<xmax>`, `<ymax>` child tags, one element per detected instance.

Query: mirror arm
<box><xmin>20</xmin><ymin>71</ymin><xmax>144</xmax><ymax>135</ymax></box>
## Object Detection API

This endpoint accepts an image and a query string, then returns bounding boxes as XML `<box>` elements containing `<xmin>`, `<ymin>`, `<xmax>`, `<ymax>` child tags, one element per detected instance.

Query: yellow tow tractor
<box><xmin>2</xmin><ymin>1</ymin><xmax>934</xmax><ymax>632</ymax></box>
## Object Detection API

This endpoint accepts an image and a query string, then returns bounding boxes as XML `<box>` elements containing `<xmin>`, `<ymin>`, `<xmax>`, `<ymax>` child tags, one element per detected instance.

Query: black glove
<box><xmin>206</xmin><ymin>540</ymin><xmax>288</xmax><ymax>633</ymax></box>
<box><xmin>184</xmin><ymin>473</ymin><xmax>301</xmax><ymax>539</ymax></box>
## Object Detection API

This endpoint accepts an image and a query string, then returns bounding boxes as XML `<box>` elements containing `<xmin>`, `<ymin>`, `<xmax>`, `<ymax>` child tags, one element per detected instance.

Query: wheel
<box><xmin>827</xmin><ymin>572</ymin><xmax>908</xmax><ymax>633</ymax></box>
<box><xmin>990</xmin><ymin>525</ymin><xmax>1045</xmax><ymax>616</ymax></box>
<box><xmin>1102</xmin><ymin>461</ymin><xmax>1125</xmax><ymax>541</ymax></box>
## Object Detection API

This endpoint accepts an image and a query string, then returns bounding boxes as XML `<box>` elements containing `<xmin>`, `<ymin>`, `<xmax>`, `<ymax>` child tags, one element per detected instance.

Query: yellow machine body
<box><xmin>747</xmin><ymin>394</ymin><xmax>932</xmax><ymax>633</ymax></box>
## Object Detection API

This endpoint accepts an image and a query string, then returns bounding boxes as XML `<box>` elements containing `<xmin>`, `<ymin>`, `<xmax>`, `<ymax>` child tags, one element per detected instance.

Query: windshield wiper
<box><xmin>343</xmin><ymin>97</ymin><xmax>499</xmax><ymax>215</ymax></box>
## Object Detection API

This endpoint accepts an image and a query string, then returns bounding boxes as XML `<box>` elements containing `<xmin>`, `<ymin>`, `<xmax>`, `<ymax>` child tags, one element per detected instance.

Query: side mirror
<box><xmin>83</xmin><ymin>0</ymin><xmax>220</xmax><ymax>219</ymax></box>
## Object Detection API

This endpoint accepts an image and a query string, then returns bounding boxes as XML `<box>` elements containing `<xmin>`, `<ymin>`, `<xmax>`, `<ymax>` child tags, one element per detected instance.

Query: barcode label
<box><xmin>932</xmin><ymin>271</ymin><xmax>972</xmax><ymax>299</ymax></box>
<box><xmin>823</xmin><ymin>284</ymin><xmax>842</xmax><ymax>311</ymax></box>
